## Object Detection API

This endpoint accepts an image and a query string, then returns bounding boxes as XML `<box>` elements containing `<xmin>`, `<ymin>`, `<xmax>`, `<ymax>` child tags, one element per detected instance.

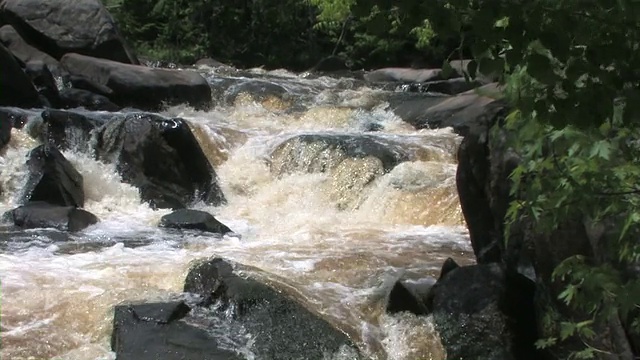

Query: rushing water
<box><xmin>0</xmin><ymin>66</ymin><xmax>474</xmax><ymax>360</ymax></box>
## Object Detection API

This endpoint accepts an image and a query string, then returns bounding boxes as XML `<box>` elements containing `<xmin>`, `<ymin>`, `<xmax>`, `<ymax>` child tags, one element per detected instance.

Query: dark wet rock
<box><xmin>66</xmin><ymin>74</ymin><xmax>113</xmax><ymax>97</ymax></box>
<box><xmin>159</xmin><ymin>209</ymin><xmax>232</xmax><ymax>234</ymax></box>
<box><xmin>0</xmin><ymin>43</ymin><xmax>42</xmax><ymax>108</ymax></box>
<box><xmin>0</xmin><ymin>107</ymin><xmax>38</xmax><ymax>129</ymax></box>
<box><xmin>183</xmin><ymin>258</ymin><xmax>360</xmax><ymax>359</ymax></box>
<box><xmin>22</xmin><ymin>144</ymin><xmax>84</xmax><ymax>207</ymax></box>
<box><xmin>223</xmin><ymin>80</ymin><xmax>288</xmax><ymax>105</ymax></box>
<box><xmin>61</xmin><ymin>53</ymin><xmax>211</xmax><ymax>110</ymax></box>
<box><xmin>0</xmin><ymin>111</ymin><xmax>12</xmax><ymax>150</ymax></box>
<box><xmin>42</xmin><ymin>109</ymin><xmax>102</xmax><ymax>151</ymax></box>
<box><xmin>425</xmin><ymin>259</ymin><xmax>539</xmax><ymax>360</ymax></box>
<box><xmin>9</xmin><ymin>201</ymin><xmax>98</xmax><ymax>232</ymax></box>
<box><xmin>58</xmin><ymin>88</ymin><xmax>120</xmax><ymax>112</ymax></box>
<box><xmin>94</xmin><ymin>113</ymin><xmax>225</xmax><ymax>209</ymax></box>
<box><xmin>386</xmin><ymin>279</ymin><xmax>430</xmax><ymax>315</ymax></box>
<box><xmin>0</xmin><ymin>0</ymin><xmax>138</xmax><ymax>64</ymax></box>
<box><xmin>364</xmin><ymin>67</ymin><xmax>443</xmax><ymax>83</ymax></box>
<box><xmin>400</xmin><ymin>77</ymin><xmax>483</xmax><ymax>95</ymax></box>
<box><xmin>270</xmin><ymin>134</ymin><xmax>409</xmax><ymax>175</ymax></box>
<box><xmin>111</xmin><ymin>301</ymin><xmax>243</xmax><ymax>360</ymax></box>
<box><xmin>24</xmin><ymin>61</ymin><xmax>61</xmax><ymax>108</ymax></box>
<box><xmin>0</xmin><ymin>25</ymin><xmax>59</xmax><ymax>69</ymax></box>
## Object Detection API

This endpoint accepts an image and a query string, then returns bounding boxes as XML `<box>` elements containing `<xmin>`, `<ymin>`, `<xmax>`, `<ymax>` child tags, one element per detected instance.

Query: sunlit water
<box><xmin>0</xmin><ymin>67</ymin><xmax>474</xmax><ymax>360</ymax></box>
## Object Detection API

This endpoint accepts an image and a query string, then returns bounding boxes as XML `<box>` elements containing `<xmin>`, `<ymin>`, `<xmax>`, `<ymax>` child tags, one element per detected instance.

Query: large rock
<box><xmin>111</xmin><ymin>301</ymin><xmax>242</xmax><ymax>360</ymax></box>
<box><xmin>41</xmin><ymin>109</ymin><xmax>103</xmax><ymax>152</ymax></box>
<box><xmin>58</xmin><ymin>88</ymin><xmax>120</xmax><ymax>112</ymax></box>
<box><xmin>8</xmin><ymin>201</ymin><xmax>98</xmax><ymax>232</ymax></box>
<box><xmin>24</xmin><ymin>61</ymin><xmax>61</xmax><ymax>108</ymax></box>
<box><xmin>183</xmin><ymin>258</ymin><xmax>360</xmax><ymax>359</ymax></box>
<box><xmin>393</xmin><ymin>84</ymin><xmax>506</xmax><ymax>136</ymax></box>
<box><xmin>0</xmin><ymin>0</ymin><xmax>138</xmax><ymax>64</ymax></box>
<box><xmin>94</xmin><ymin>113</ymin><xmax>225</xmax><ymax>209</ymax></box>
<box><xmin>22</xmin><ymin>144</ymin><xmax>84</xmax><ymax>208</ymax></box>
<box><xmin>159</xmin><ymin>209</ymin><xmax>232</xmax><ymax>234</ymax></box>
<box><xmin>270</xmin><ymin>134</ymin><xmax>409</xmax><ymax>175</ymax></box>
<box><xmin>0</xmin><ymin>43</ymin><xmax>42</xmax><ymax>108</ymax></box>
<box><xmin>424</xmin><ymin>259</ymin><xmax>539</xmax><ymax>360</ymax></box>
<box><xmin>0</xmin><ymin>25</ymin><xmax>59</xmax><ymax>69</ymax></box>
<box><xmin>61</xmin><ymin>53</ymin><xmax>212</xmax><ymax>110</ymax></box>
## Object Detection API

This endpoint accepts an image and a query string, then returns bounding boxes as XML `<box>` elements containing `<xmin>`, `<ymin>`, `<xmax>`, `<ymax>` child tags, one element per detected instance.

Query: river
<box><xmin>0</xmin><ymin>66</ymin><xmax>474</xmax><ymax>360</ymax></box>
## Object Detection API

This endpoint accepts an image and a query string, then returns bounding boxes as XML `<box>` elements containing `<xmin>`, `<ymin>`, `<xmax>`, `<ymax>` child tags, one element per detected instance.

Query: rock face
<box><xmin>94</xmin><ymin>113</ymin><xmax>225</xmax><ymax>209</ymax></box>
<box><xmin>159</xmin><ymin>209</ymin><xmax>232</xmax><ymax>234</ymax></box>
<box><xmin>22</xmin><ymin>144</ymin><xmax>84</xmax><ymax>208</ymax></box>
<box><xmin>0</xmin><ymin>43</ymin><xmax>42</xmax><ymax>108</ymax></box>
<box><xmin>0</xmin><ymin>0</ymin><xmax>138</xmax><ymax>64</ymax></box>
<box><xmin>9</xmin><ymin>201</ymin><xmax>98</xmax><ymax>232</ymax></box>
<box><xmin>112</xmin><ymin>258</ymin><xmax>360</xmax><ymax>360</ymax></box>
<box><xmin>61</xmin><ymin>53</ymin><xmax>212</xmax><ymax>110</ymax></box>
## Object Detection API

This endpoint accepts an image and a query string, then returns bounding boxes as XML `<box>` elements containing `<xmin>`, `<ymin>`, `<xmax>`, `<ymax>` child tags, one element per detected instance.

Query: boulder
<box><xmin>159</xmin><ymin>209</ymin><xmax>232</xmax><ymax>234</ymax></box>
<box><xmin>270</xmin><ymin>134</ymin><xmax>409</xmax><ymax>175</ymax></box>
<box><xmin>0</xmin><ymin>25</ymin><xmax>59</xmax><ymax>69</ymax></box>
<box><xmin>41</xmin><ymin>109</ymin><xmax>102</xmax><ymax>152</ymax></box>
<box><xmin>111</xmin><ymin>301</ymin><xmax>242</xmax><ymax>360</ymax></box>
<box><xmin>0</xmin><ymin>0</ymin><xmax>138</xmax><ymax>64</ymax></box>
<box><xmin>424</xmin><ymin>258</ymin><xmax>539</xmax><ymax>360</ymax></box>
<box><xmin>65</xmin><ymin>74</ymin><xmax>113</xmax><ymax>97</ymax></box>
<box><xmin>22</xmin><ymin>144</ymin><xmax>84</xmax><ymax>207</ymax></box>
<box><xmin>223</xmin><ymin>80</ymin><xmax>288</xmax><ymax>105</ymax></box>
<box><xmin>61</xmin><ymin>53</ymin><xmax>212</xmax><ymax>110</ymax></box>
<box><xmin>58</xmin><ymin>88</ymin><xmax>120</xmax><ymax>112</ymax></box>
<box><xmin>0</xmin><ymin>107</ymin><xmax>38</xmax><ymax>129</ymax></box>
<box><xmin>393</xmin><ymin>84</ymin><xmax>507</xmax><ymax>136</ymax></box>
<box><xmin>449</xmin><ymin>59</ymin><xmax>498</xmax><ymax>84</ymax></box>
<box><xmin>386</xmin><ymin>279</ymin><xmax>431</xmax><ymax>316</ymax></box>
<box><xmin>24</xmin><ymin>61</ymin><xmax>61</xmax><ymax>108</ymax></box>
<box><xmin>94</xmin><ymin>113</ymin><xmax>225</xmax><ymax>209</ymax></box>
<box><xmin>364</xmin><ymin>68</ymin><xmax>443</xmax><ymax>83</ymax></box>
<box><xmin>183</xmin><ymin>258</ymin><xmax>360</xmax><ymax>359</ymax></box>
<box><xmin>9</xmin><ymin>201</ymin><xmax>98</xmax><ymax>232</ymax></box>
<box><xmin>0</xmin><ymin>43</ymin><xmax>42</xmax><ymax>108</ymax></box>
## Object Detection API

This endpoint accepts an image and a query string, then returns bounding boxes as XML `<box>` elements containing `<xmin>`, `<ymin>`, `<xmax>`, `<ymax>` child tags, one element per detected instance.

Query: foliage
<box><xmin>446</xmin><ymin>0</ymin><xmax>640</xmax><ymax>355</ymax></box>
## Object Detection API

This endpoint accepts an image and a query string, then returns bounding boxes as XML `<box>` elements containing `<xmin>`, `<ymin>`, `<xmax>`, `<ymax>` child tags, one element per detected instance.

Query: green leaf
<box><xmin>589</xmin><ymin>140</ymin><xmax>612</xmax><ymax>160</ymax></box>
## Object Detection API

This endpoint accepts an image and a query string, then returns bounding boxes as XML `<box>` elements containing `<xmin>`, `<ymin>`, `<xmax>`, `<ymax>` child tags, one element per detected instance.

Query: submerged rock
<box><xmin>9</xmin><ymin>201</ymin><xmax>98</xmax><ymax>232</ymax></box>
<box><xmin>61</xmin><ymin>53</ymin><xmax>211</xmax><ymax>110</ymax></box>
<box><xmin>271</xmin><ymin>133</ymin><xmax>409</xmax><ymax>175</ymax></box>
<box><xmin>41</xmin><ymin>109</ymin><xmax>102</xmax><ymax>152</ymax></box>
<box><xmin>94</xmin><ymin>113</ymin><xmax>225</xmax><ymax>209</ymax></box>
<box><xmin>22</xmin><ymin>144</ymin><xmax>84</xmax><ymax>208</ymax></box>
<box><xmin>159</xmin><ymin>209</ymin><xmax>232</xmax><ymax>234</ymax></box>
<box><xmin>58</xmin><ymin>88</ymin><xmax>120</xmax><ymax>112</ymax></box>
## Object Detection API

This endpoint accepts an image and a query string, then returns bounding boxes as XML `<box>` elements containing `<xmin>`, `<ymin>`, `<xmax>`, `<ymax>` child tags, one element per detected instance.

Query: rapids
<box><xmin>0</xmin><ymin>66</ymin><xmax>474</xmax><ymax>360</ymax></box>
